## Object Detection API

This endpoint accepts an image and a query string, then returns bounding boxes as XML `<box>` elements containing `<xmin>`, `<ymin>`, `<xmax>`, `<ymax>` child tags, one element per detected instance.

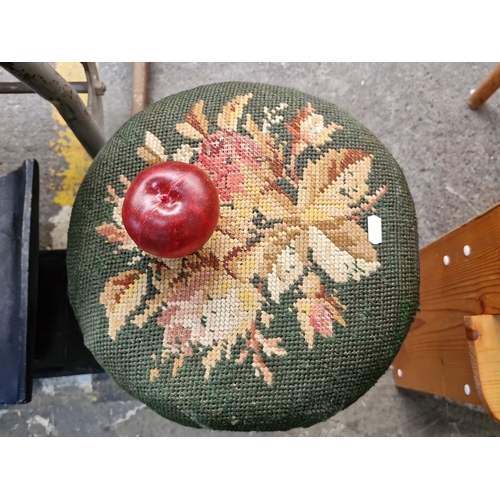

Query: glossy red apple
<box><xmin>122</xmin><ymin>161</ymin><xmax>220</xmax><ymax>258</ymax></box>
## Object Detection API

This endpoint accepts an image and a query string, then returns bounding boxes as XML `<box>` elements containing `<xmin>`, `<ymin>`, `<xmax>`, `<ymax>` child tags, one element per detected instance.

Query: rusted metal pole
<box><xmin>468</xmin><ymin>64</ymin><xmax>500</xmax><ymax>110</ymax></box>
<box><xmin>132</xmin><ymin>62</ymin><xmax>150</xmax><ymax>115</ymax></box>
<box><xmin>0</xmin><ymin>62</ymin><xmax>106</xmax><ymax>158</ymax></box>
<box><xmin>0</xmin><ymin>81</ymin><xmax>89</xmax><ymax>93</ymax></box>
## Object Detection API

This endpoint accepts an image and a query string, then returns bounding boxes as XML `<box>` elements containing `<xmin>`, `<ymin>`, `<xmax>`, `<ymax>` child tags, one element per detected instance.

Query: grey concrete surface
<box><xmin>1</xmin><ymin>62</ymin><xmax>499</xmax><ymax>436</ymax></box>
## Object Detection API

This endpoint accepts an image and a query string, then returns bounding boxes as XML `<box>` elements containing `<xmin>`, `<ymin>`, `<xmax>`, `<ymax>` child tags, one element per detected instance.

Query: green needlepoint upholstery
<box><xmin>67</xmin><ymin>82</ymin><xmax>419</xmax><ymax>431</ymax></box>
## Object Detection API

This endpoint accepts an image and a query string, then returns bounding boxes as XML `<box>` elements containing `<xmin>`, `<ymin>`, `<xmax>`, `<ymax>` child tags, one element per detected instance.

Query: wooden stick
<box><xmin>132</xmin><ymin>62</ymin><xmax>150</xmax><ymax>116</ymax></box>
<box><xmin>468</xmin><ymin>64</ymin><xmax>500</xmax><ymax>110</ymax></box>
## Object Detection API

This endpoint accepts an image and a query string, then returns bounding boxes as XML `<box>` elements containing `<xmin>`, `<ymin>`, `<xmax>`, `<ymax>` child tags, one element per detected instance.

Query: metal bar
<box><xmin>0</xmin><ymin>62</ymin><xmax>105</xmax><ymax>158</ymax></box>
<box><xmin>0</xmin><ymin>81</ymin><xmax>89</xmax><ymax>94</ymax></box>
<box><xmin>132</xmin><ymin>62</ymin><xmax>149</xmax><ymax>115</ymax></box>
<box><xmin>81</xmin><ymin>62</ymin><xmax>105</xmax><ymax>131</ymax></box>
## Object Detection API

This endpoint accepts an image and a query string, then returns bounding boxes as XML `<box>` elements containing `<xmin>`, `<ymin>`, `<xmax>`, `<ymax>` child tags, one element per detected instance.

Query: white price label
<box><xmin>367</xmin><ymin>215</ymin><xmax>382</xmax><ymax>245</ymax></box>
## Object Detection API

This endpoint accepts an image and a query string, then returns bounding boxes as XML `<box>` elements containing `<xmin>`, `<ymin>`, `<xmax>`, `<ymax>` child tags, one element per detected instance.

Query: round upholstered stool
<box><xmin>67</xmin><ymin>82</ymin><xmax>419</xmax><ymax>431</ymax></box>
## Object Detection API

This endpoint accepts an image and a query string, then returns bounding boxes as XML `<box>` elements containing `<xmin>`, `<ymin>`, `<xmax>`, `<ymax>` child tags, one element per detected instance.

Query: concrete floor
<box><xmin>1</xmin><ymin>62</ymin><xmax>499</xmax><ymax>436</ymax></box>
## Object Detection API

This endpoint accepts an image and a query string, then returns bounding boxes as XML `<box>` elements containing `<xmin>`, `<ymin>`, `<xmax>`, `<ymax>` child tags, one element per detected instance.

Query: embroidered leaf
<box><xmin>137</xmin><ymin>147</ymin><xmax>159</xmax><ymax>165</ymax></box>
<box><xmin>297</xmin><ymin>148</ymin><xmax>345</xmax><ymax>213</ymax></box>
<box><xmin>306</xmin><ymin>151</ymin><xmax>373</xmax><ymax>220</ymax></box>
<box><xmin>104</xmin><ymin>185</ymin><xmax>120</xmax><ymax>204</ymax></box>
<box><xmin>239</xmin><ymin>320</ymin><xmax>280</xmax><ymax>384</ymax></box>
<box><xmin>243</xmin><ymin>113</ymin><xmax>265</xmax><ymax>141</ymax></box>
<box><xmin>96</xmin><ymin>222</ymin><xmax>136</xmax><ymax>251</ymax></box>
<box><xmin>252</xmin><ymin>353</ymin><xmax>273</xmax><ymax>385</ymax></box>
<box><xmin>318</xmin><ymin>218</ymin><xmax>378</xmax><ymax>263</ymax></box>
<box><xmin>348</xmin><ymin>185</ymin><xmax>387</xmax><ymax>221</ymax></box>
<box><xmin>172</xmin><ymin>354</ymin><xmax>185</xmax><ymax>377</ymax></box>
<box><xmin>255</xmin><ymin>184</ymin><xmax>297</xmax><ymax>221</ymax></box>
<box><xmin>150</xmin><ymin>368</ymin><xmax>160</xmax><ymax>381</ymax></box>
<box><xmin>217</xmin><ymin>93</ymin><xmax>253</xmax><ymax>131</ymax></box>
<box><xmin>172</xmin><ymin>144</ymin><xmax>195</xmax><ymax>163</ymax></box>
<box><xmin>202</xmin><ymin>339</ymin><xmax>225</xmax><ymax>379</ymax></box>
<box><xmin>175</xmin><ymin>122</ymin><xmax>204</xmax><ymax>140</ymax></box>
<box><xmin>131</xmin><ymin>261</ymin><xmax>183</xmax><ymax>328</ymax></box>
<box><xmin>224</xmin><ymin>329</ymin><xmax>240</xmax><ymax>361</ymax></box>
<box><xmin>100</xmin><ymin>270</ymin><xmax>148</xmax><ymax>340</ymax></box>
<box><xmin>199</xmin><ymin>228</ymin><xmax>244</xmax><ymax>261</ymax></box>
<box><xmin>254</xmin><ymin>331</ymin><xmax>286</xmax><ymax>357</ymax></box>
<box><xmin>266</xmin><ymin>243</ymin><xmax>305</xmax><ymax>303</ymax></box>
<box><xmin>119</xmin><ymin>174</ymin><xmax>131</xmax><ymax>189</ymax></box>
<box><xmin>175</xmin><ymin>100</ymin><xmax>210</xmax><ymax>140</ymax></box>
<box><xmin>308</xmin><ymin>226</ymin><xmax>379</xmax><ymax>283</ymax></box>
<box><xmin>146</xmin><ymin>131</ymin><xmax>165</xmax><ymax>157</ymax></box>
<box><xmin>295</xmin><ymin>298</ymin><xmax>316</xmax><ymax>348</ymax></box>
<box><xmin>186</xmin><ymin>100</ymin><xmax>209</xmax><ymax>136</ymax></box>
<box><xmin>260</xmin><ymin>311</ymin><xmax>274</xmax><ymax>328</ymax></box>
<box><xmin>227</xmin><ymin>224</ymin><xmax>301</xmax><ymax>280</ymax></box>
<box><xmin>243</xmin><ymin>114</ymin><xmax>285</xmax><ymax>177</ymax></box>
<box><xmin>215</xmin><ymin>203</ymin><xmax>254</xmax><ymax>245</ymax></box>
<box><xmin>137</xmin><ymin>131</ymin><xmax>168</xmax><ymax>165</ymax></box>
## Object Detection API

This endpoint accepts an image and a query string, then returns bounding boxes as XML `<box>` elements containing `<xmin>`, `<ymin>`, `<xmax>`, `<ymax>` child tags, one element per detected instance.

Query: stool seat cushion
<box><xmin>67</xmin><ymin>82</ymin><xmax>419</xmax><ymax>431</ymax></box>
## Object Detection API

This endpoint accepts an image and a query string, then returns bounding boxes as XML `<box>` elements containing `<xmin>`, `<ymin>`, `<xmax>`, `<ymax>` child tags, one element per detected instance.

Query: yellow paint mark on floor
<box><xmin>49</xmin><ymin>62</ymin><xmax>94</xmax><ymax>207</ymax></box>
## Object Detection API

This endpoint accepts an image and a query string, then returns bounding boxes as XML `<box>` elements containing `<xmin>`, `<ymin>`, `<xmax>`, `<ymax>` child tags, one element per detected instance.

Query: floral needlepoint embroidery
<box><xmin>96</xmin><ymin>94</ymin><xmax>387</xmax><ymax>386</ymax></box>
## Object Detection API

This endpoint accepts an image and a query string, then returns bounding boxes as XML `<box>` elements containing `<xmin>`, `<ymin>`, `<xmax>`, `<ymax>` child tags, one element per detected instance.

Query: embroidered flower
<box><xmin>96</xmin><ymin>93</ymin><xmax>386</xmax><ymax>386</ymax></box>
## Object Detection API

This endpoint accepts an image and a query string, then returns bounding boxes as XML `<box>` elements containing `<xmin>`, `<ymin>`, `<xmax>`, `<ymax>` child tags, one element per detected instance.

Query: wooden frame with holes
<box><xmin>393</xmin><ymin>201</ymin><xmax>500</xmax><ymax>421</ymax></box>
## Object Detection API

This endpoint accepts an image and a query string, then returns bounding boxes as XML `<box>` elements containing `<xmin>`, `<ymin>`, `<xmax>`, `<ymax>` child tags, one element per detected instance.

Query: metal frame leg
<box><xmin>0</xmin><ymin>62</ymin><xmax>106</xmax><ymax>158</ymax></box>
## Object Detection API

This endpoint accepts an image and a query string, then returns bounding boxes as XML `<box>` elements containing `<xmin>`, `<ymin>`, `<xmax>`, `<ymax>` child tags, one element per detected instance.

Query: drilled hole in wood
<box><xmin>463</xmin><ymin>245</ymin><xmax>471</xmax><ymax>257</ymax></box>
<box><xmin>397</xmin><ymin>369</ymin><xmax>403</xmax><ymax>378</ymax></box>
<box><xmin>443</xmin><ymin>255</ymin><xmax>450</xmax><ymax>266</ymax></box>
<box><xmin>464</xmin><ymin>384</ymin><xmax>471</xmax><ymax>396</ymax></box>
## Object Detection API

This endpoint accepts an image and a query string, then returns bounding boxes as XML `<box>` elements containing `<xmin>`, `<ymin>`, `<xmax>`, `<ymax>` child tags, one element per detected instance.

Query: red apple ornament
<box><xmin>122</xmin><ymin>162</ymin><xmax>220</xmax><ymax>258</ymax></box>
